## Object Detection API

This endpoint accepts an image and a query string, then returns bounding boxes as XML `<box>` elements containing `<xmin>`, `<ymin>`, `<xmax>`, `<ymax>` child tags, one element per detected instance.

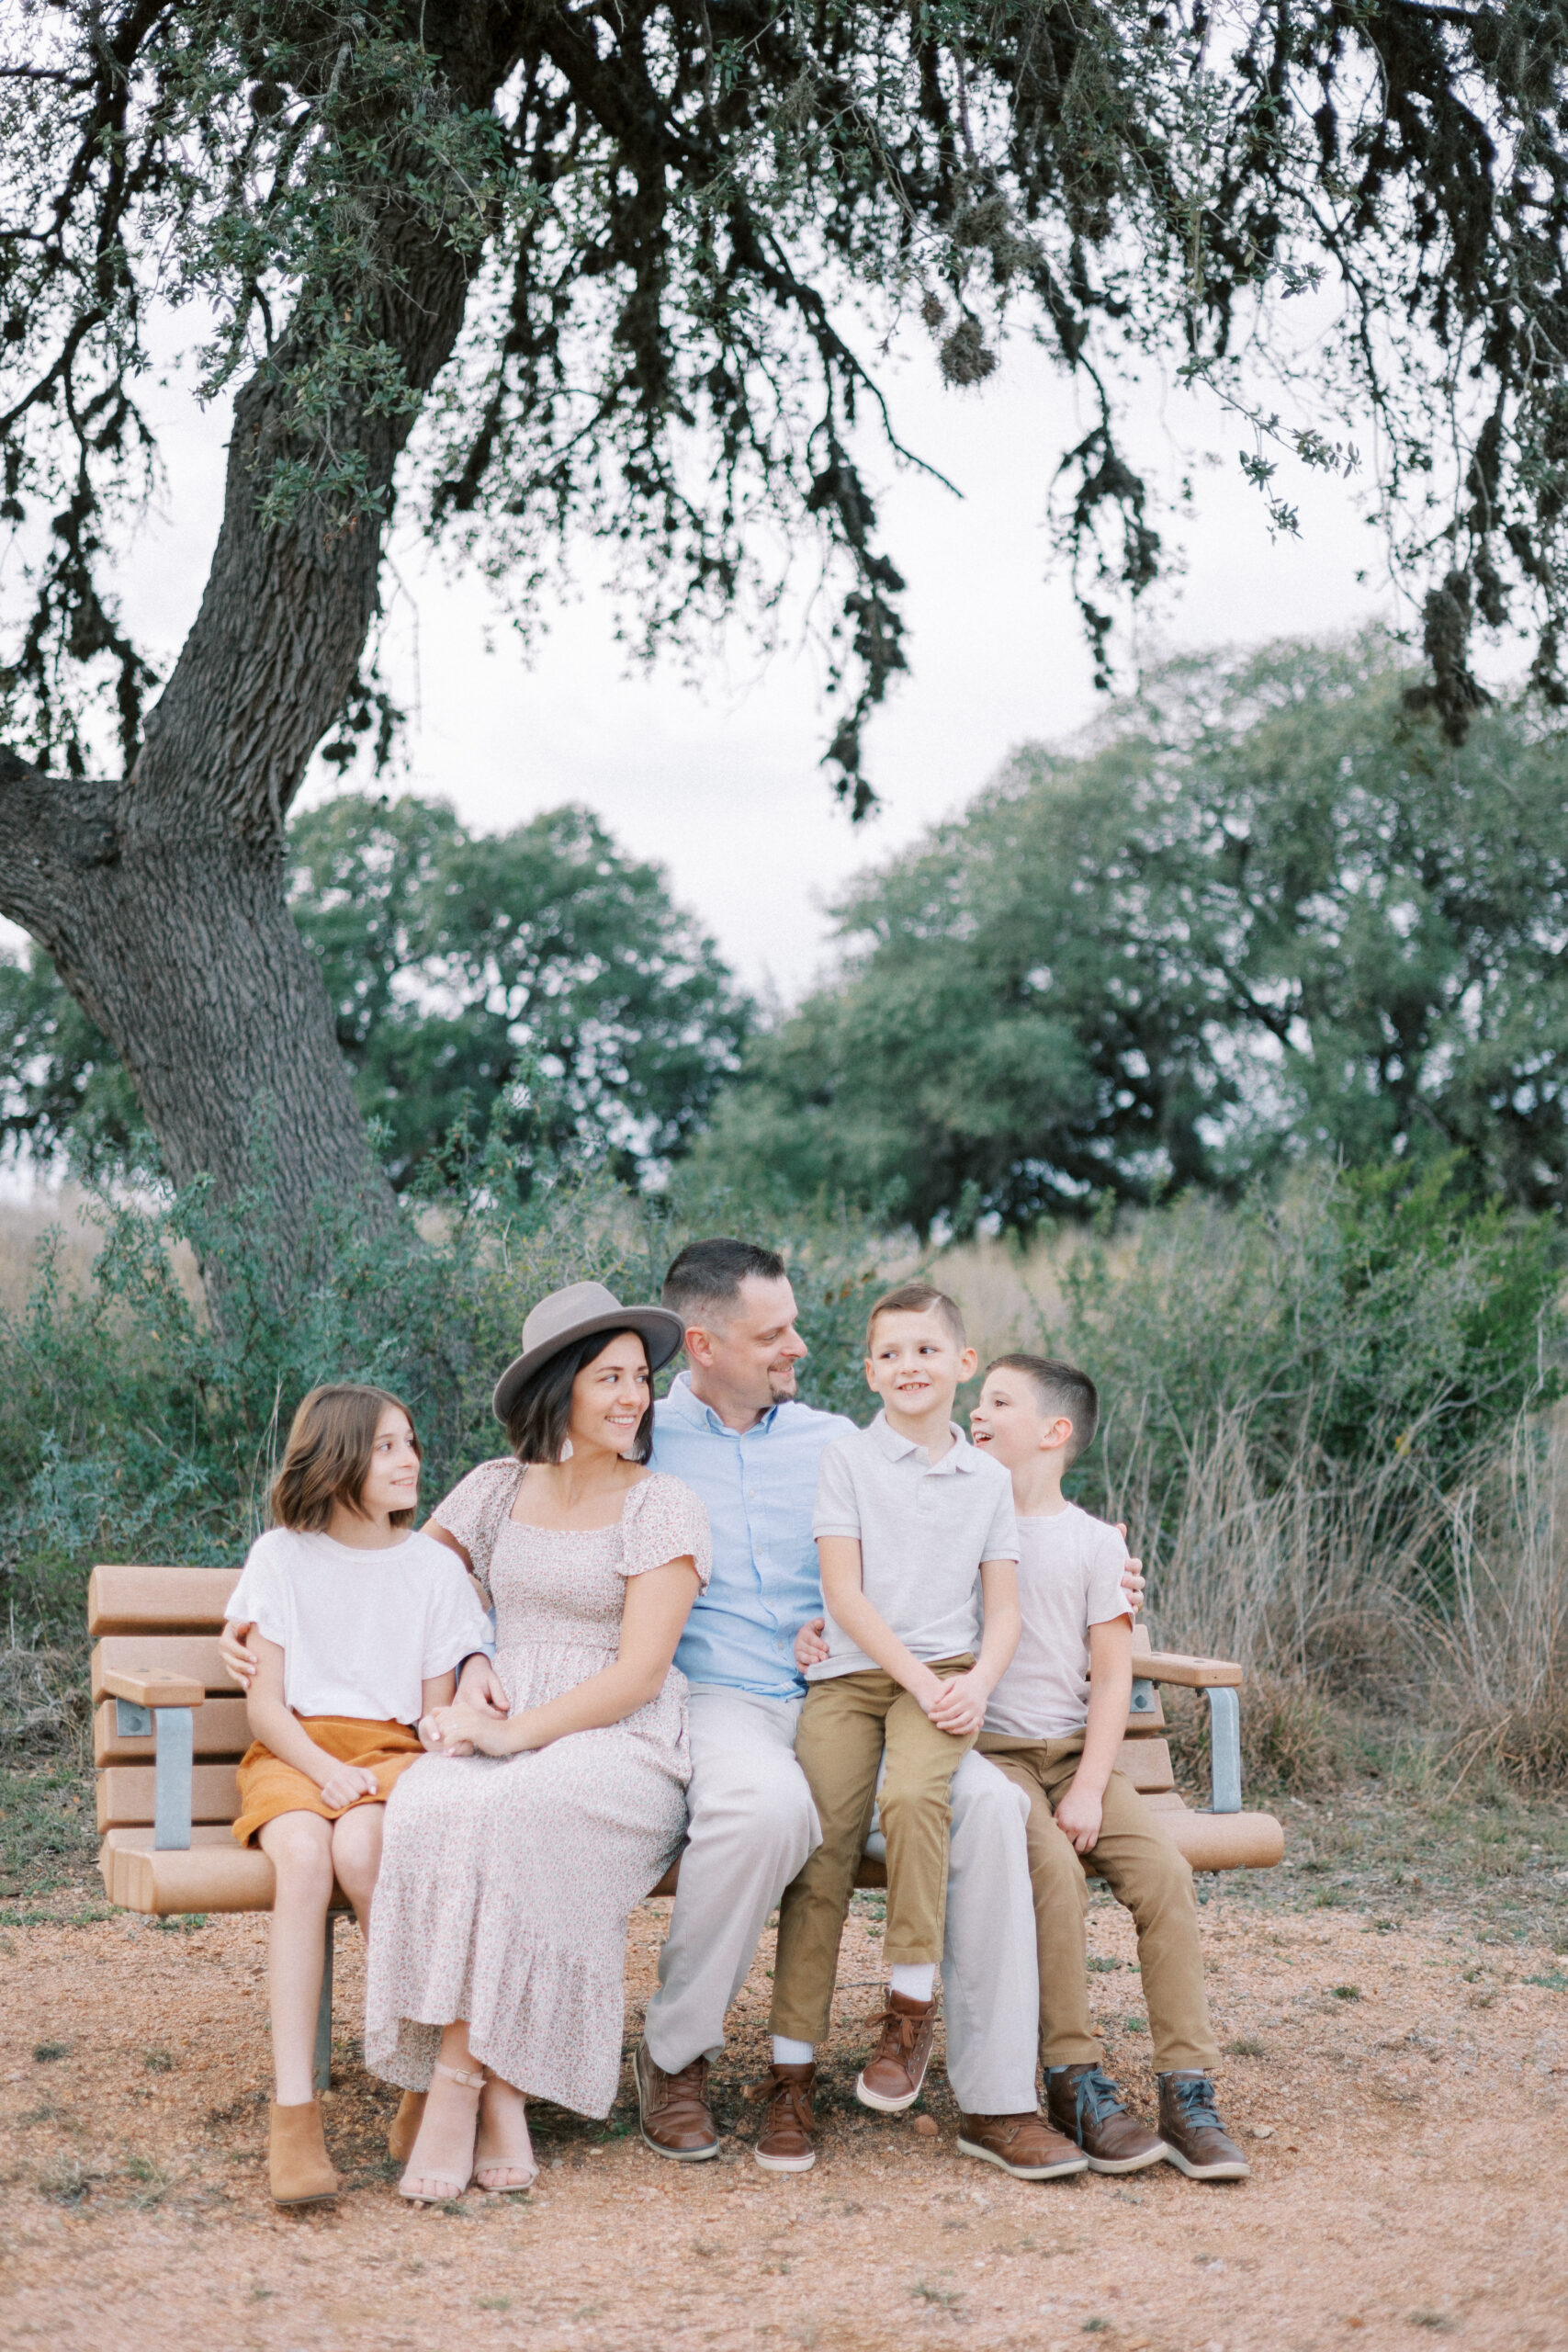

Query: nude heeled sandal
<box><xmin>475</xmin><ymin>2079</ymin><xmax>538</xmax><ymax>2196</ymax></box>
<box><xmin>397</xmin><ymin>2061</ymin><xmax>486</xmax><ymax>2206</ymax></box>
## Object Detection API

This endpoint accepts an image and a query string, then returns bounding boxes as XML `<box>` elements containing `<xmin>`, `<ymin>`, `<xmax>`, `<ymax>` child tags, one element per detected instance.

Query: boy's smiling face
<box><xmin>970</xmin><ymin>1368</ymin><xmax>1070</xmax><ymax>1471</ymax></box>
<box><xmin>864</xmin><ymin>1307</ymin><xmax>976</xmax><ymax>1426</ymax></box>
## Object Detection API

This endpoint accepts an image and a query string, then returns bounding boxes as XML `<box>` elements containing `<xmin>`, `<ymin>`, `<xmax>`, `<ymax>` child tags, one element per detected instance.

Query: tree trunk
<box><xmin>0</xmin><ymin>28</ymin><xmax>498</xmax><ymax>1228</ymax></box>
<box><xmin>0</xmin><ymin>761</ymin><xmax>378</xmax><ymax>1223</ymax></box>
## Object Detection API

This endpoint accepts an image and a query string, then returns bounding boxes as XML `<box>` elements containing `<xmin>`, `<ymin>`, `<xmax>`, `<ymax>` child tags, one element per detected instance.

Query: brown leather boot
<box><xmin>856</xmin><ymin>1992</ymin><xmax>937</xmax><ymax>2112</ymax></box>
<box><xmin>956</xmin><ymin>2111</ymin><xmax>1089</xmax><ymax>2180</ymax></box>
<box><xmin>750</xmin><ymin>2062</ymin><xmax>817</xmax><ymax>2173</ymax></box>
<box><xmin>1047</xmin><ymin>2064</ymin><xmax>1168</xmax><ymax>2174</ymax></box>
<box><xmin>634</xmin><ymin>2039</ymin><xmax>718</xmax><ymax>2162</ymax></box>
<box><xmin>1156</xmin><ymin>2073</ymin><xmax>1251</xmax><ymax>2181</ymax></box>
<box><xmin>268</xmin><ymin>2098</ymin><xmax>339</xmax><ymax>2206</ymax></box>
<box><xmin>388</xmin><ymin>2090</ymin><xmax>425</xmax><ymax>2165</ymax></box>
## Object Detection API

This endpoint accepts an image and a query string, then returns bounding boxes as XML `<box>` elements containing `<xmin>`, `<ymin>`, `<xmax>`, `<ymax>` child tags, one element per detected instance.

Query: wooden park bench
<box><xmin>89</xmin><ymin>1566</ymin><xmax>1283</xmax><ymax>2085</ymax></box>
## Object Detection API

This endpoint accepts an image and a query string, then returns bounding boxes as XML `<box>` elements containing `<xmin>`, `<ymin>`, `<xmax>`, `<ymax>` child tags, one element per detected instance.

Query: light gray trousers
<box><xmin>642</xmin><ymin>1684</ymin><xmax>1041</xmax><ymax>2116</ymax></box>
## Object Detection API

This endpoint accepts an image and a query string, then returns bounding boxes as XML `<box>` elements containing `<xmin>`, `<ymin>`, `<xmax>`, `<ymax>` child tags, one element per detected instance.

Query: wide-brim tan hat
<box><xmin>491</xmin><ymin>1280</ymin><xmax>685</xmax><ymax>1424</ymax></box>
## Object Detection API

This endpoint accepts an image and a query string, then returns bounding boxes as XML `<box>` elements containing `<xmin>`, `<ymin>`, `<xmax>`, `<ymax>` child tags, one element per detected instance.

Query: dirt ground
<box><xmin>4</xmin><ymin>1797</ymin><xmax>1568</xmax><ymax>2352</ymax></box>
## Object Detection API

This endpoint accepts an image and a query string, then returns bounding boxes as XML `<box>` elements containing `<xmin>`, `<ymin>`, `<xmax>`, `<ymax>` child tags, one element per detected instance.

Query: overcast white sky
<box><xmin>9</xmin><ymin>315</ymin><xmax>1404</xmax><ymax>1003</ymax></box>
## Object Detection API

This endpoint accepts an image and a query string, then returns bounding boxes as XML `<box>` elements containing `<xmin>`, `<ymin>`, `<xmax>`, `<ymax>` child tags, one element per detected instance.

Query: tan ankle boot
<box><xmin>269</xmin><ymin>2098</ymin><xmax>340</xmax><ymax>2205</ymax></box>
<box><xmin>389</xmin><ymin>2089</ymin><xmax>426</xmax><ymax>2164</ymax></box>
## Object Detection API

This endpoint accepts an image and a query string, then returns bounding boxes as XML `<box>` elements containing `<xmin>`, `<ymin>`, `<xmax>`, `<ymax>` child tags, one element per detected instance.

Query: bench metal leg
<box><xmin>1206</xmin><ymin>1685</ymin><xmax>1243</xmax><ymax>1814</ymax></box>
<box><xmin>313</xmin><ymin>1914</ymin><xmax>335</xmax><ymax>2094</ymax></box>
<box><xmin>152</xmin><ymin>1707</ymin><xmax>194</xmax><ymax>1851</ymax></box>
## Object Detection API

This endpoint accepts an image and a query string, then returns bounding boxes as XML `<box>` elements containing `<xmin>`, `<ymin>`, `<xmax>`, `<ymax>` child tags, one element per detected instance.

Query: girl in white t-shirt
<box><xmin>224</xmin><ymin>1384</ymin><xmax>490</xmax><ymax>2208</ymax></box>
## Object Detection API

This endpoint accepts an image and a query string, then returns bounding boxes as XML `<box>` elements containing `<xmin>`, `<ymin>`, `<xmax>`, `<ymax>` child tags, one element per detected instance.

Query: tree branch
<box><xmin>0</xmin><ymin>746</ymin><xmax>119</xmax><ymax>945</ymax></box>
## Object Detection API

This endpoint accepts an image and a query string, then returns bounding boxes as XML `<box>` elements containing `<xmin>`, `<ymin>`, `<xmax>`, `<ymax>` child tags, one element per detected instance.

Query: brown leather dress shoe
<box><xmin>1156</xmin><ymin>2073</ymin><xmax>1251</xmax><ymax>2181</ymax></box>
<box><xmin>856</xmin><ymin>1992</ymin><xmax>937</xmax><ymax>2112</ymax></box>
<box><xmin>750</xmin><ymin>2062</ymin><xmax>817</xmax><ymax>2172</ymax></box>
<box><xmin>1047</xmin><ymin>2064</ymin><xmax>1169</xmax><ymax>2174</ymax></box>
<box><xmin>634</xmin><ymin>2039</ymin><xmax>719</xmax><ymax>2161</ymax></box>
<box><xmin>956</xmin><ymin>2111</ymin><xmax>1089</xmax><ymax>2180</ymax></box>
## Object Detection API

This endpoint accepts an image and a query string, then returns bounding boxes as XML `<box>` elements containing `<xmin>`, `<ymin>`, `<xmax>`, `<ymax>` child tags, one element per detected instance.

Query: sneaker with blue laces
<box><xmin>1046</xmin><ymin>2063</ymin><xmax>1168</xmax><ymax>2173</ymax></box>
<box><xmin>1156</xmin><ymin>2071</ymin><xmax>1251</xmax><ymax>2180</ymax></box>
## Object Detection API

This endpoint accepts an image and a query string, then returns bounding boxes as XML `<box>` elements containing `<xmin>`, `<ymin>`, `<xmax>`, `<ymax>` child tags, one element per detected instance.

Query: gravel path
<box><xmin>3</xmin><ymin>1878</ymin><xmax>1565</xmax><ymax>2350</ymax></box>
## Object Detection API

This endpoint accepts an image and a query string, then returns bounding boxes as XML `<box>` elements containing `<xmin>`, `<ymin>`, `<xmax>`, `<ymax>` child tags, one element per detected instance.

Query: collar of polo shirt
<box><xmin>865</xmin><ymin>1408</ymin><xmax>979</xmax><ymax>1471</ymax></box>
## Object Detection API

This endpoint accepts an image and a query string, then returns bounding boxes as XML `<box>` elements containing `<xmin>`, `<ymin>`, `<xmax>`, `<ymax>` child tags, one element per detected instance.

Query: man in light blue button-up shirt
<box><xmin>636</xmin><ymin>1239</ymin><xmax>1044</xmax><ymax>2170</ymax></box>
<box><xmin>656</xmin><ymin>1369</ymin><xmax>853</xmax><ymax>1695</ymax></box>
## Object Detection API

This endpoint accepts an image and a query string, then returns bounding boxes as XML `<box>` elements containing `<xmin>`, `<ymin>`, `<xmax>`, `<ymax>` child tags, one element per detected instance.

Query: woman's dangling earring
<box><xmin>558</xmin><ymin>1437</ymin><xmax>574</xmax><ymax>1462</ymax></box>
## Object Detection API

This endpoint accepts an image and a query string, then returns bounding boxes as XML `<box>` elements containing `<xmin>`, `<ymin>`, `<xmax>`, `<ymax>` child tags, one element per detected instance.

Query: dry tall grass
<box><xmin>1098</xmin><ymin>1399</ymin><xmax>1568</xmax><ymax>1792</ymax></box>
<box><xmin>1433</xmin><ymin>1408</ymin><xmax>1568</xmax><ymax>1784</ymax></box>
<box><xmin>939</xmin><ymin>1212</ymin><xmax>1568</xmax><ymax>1794</ymax></box>
<box><xmin>939</xmin><ymin>1226</ymin><xmax>1134</xmax><ymax>1362</ymax></box>
<box><xmin>0</xmin><ymin>1187</ymin><xmax>103</xmax><ymax>1310</ymax></box>
<box><xmin>0</xmin><ymin>1184</ymin><xmax>201</xmax><ymax>1311</ymax></box>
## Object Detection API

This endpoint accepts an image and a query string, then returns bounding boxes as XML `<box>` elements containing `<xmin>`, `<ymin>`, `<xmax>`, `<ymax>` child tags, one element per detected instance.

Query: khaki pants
<box><xmin>978</xmin><ymin>1731</ymin><xmax>1219</xmax><ymax>2076</ymax></box>
<box><xmin>644</xmin><ymin>1688</ymin><xmax>1041</xmax><ymax>2113</ymax></box>
<box><xmin>771</xmin><ymin>1659</ymin><xmax>976</xmax><ymax>2042</ymax></box>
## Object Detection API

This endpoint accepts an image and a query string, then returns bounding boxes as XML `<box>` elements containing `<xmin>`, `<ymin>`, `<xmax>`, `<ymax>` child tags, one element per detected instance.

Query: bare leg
<box><xmin>475</xmin><ymin>2074</ymin><xmax>536</xmax><ymax>2193</ymax></box>
<box><xmin>257</xmin><ymin>1813</ymin><xmax>334</xmax><ymax>2106</ymax></box>
<box><xmin>329</xmin><ymin>1802</ymin><xmax>384</xmax><ymax>1935</ymax></box>
<box><xmin>400</xmin><ymin>2018</ymin><xmax>485</xmax><ymax>2202</ymax></box>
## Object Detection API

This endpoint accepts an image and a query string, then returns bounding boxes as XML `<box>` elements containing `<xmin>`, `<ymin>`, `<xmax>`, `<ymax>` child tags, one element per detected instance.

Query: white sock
<box><xmin>773</xmin><ymin>2036</ymin><xmax>814</xmax><ymax>2066</ymax></box>
<box><xmin>889</xmin><ymin>1962</ymin><xmax>936</xmax><ymax>2004</ymax></box>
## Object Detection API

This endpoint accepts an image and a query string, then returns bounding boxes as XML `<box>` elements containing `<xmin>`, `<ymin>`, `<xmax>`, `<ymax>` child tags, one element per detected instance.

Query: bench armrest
<box><xmin>1135</xmin><ymin>1650</ymin><xmax>1242</xmax><ymax>1689</ymax></box>
<box><xmin>100</xmin><ymin>1668</ymin><xmax>206</xmax><ymax>1709</ymax></box>
<box><xmin>99</xmin><ymin>1670</ymin><xmax>199</xmax><ymax>1850</ymax></box>
<box><xmin>1129</xmin><ymin>1651</ymin><xmax>1246</xmax><ymax>1816</ymax></box>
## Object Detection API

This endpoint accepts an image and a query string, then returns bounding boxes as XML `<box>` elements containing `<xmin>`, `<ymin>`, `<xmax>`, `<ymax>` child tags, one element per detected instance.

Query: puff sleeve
<box><xmin>619</xmin><ymin>1474</ymin><xmax>712</xmax><ymax>1590</ymax></box>
<box><xmin>428</xmin><ymin>1457</ymin><xmax>524</xmax><ymax>1600</ymax></box>
<box><xmin>225</xmin><ymin>1532</ymin><xmax>290</xmax><ymax>1645</ymax></box>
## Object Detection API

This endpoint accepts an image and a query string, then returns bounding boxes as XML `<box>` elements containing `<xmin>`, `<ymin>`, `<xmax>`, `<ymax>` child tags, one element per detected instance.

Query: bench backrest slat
<box><xmin>95</xmin><ymin>1694</ymin><xmax>250</xmax><ymax>1768</ymax></box>
<box><xmin>97</xmin><ymin>1761</ymin><xmax>241</xmax><ymax>1832</ymax></box>
<box><xmin>87</xmin><ymin>1564</ymin><xmax>239</xmax><ymax>1638</ymax></box>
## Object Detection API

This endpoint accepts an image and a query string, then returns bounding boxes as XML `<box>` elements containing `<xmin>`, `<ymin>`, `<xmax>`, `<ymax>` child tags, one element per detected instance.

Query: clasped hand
<box><xmin>422</xmin><ymin>1657</ymin><xmax>515</xmax><ymax>1755</ymax></box>
<box><xmin>419</xmin><ymin>1701</ymin><xmax>517</xmax><ymax>1758</ymax></box>
<box><xmin>922</xmin><ymin>1668</ymin><xmax>988</xmax><ymax>1736</ymax></box>
<box><xmin>316</xmin><ymin>1761</ymin><xmax>381</xmax><ymax>1809</ymax></box>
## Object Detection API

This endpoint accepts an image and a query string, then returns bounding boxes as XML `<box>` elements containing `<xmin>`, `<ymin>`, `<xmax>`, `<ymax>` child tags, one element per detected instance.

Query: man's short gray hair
<box><xmin>662</xmin><ymin>1237</ymin><xmax>787</xmax><ymax>1327</ymax></box>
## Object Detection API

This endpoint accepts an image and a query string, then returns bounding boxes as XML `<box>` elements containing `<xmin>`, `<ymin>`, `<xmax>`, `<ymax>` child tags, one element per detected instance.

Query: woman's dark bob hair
<box><xmin>504</xmin><ymin>1328</ymin><xmax>655</xmax><ymax>1466</ymax></box>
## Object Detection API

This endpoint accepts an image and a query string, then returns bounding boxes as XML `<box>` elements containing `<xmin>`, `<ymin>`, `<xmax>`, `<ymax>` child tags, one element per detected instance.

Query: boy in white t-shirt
<box><xmin>224</xmin><ymin>1383</ymin><xmax>491</xmax><ymax>2208</ymax></box>
<box><xmin>971</xmin><ymin>1354</ymin><xmax>1249</xmax><ymax>2183</ymax></box>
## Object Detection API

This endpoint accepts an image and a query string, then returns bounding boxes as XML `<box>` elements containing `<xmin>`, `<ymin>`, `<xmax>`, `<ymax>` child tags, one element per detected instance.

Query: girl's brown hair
<box><xmin>269</xmin><ymin>1385</ymin><xmax>422</xmax><ymax>1532</ymax></box>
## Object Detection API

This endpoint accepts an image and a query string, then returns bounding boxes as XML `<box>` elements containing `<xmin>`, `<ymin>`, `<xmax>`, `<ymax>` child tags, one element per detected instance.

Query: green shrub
<box><xmin>0</xmin><ymin>1133</ymin><xmax>887</xmax><ymax>1647</ymax></box>
<box><xmin>1056</xmin><ymin>1160</ymin><xmax>1564</xmax><ymax>1538</ymax></box>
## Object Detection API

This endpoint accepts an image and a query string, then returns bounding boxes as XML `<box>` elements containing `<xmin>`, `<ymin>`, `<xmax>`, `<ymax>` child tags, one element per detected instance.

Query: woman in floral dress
<box><xmin>364</xmin><ymin>1282</ymin><xmax>709</xmax><ymax>2202</ymax></box>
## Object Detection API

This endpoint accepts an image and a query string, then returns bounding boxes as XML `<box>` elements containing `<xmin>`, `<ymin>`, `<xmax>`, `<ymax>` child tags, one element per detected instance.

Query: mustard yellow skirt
<box><xmin>232</xmin><ymin>1716</ymin><xmax>425</xmax><ymax>1847</ymax></box>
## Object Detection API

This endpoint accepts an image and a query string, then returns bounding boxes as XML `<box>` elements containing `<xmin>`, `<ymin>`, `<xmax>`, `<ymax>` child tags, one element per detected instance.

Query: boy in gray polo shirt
<box><xmin>762</xmin><ymin>1283</ymin><xmax>1025</xmax><ymax>2169</ymax></box>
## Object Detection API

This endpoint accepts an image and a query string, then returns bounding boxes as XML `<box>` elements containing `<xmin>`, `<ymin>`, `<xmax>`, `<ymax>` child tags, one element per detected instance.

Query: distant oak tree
<box><xmin>696</xmin><ymin>639</ymin><xmax>1568</xmax><ymax>1230</ymax></box>
<box><xmin>0</xmin><ymin>795</ymin><xmax>750</xmax><ymax>1189</ymax></box>
<box><xmin>3</xmin><ymin>2</ymin><xmax>1568</xmax><ymax>1216</ymax></box>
